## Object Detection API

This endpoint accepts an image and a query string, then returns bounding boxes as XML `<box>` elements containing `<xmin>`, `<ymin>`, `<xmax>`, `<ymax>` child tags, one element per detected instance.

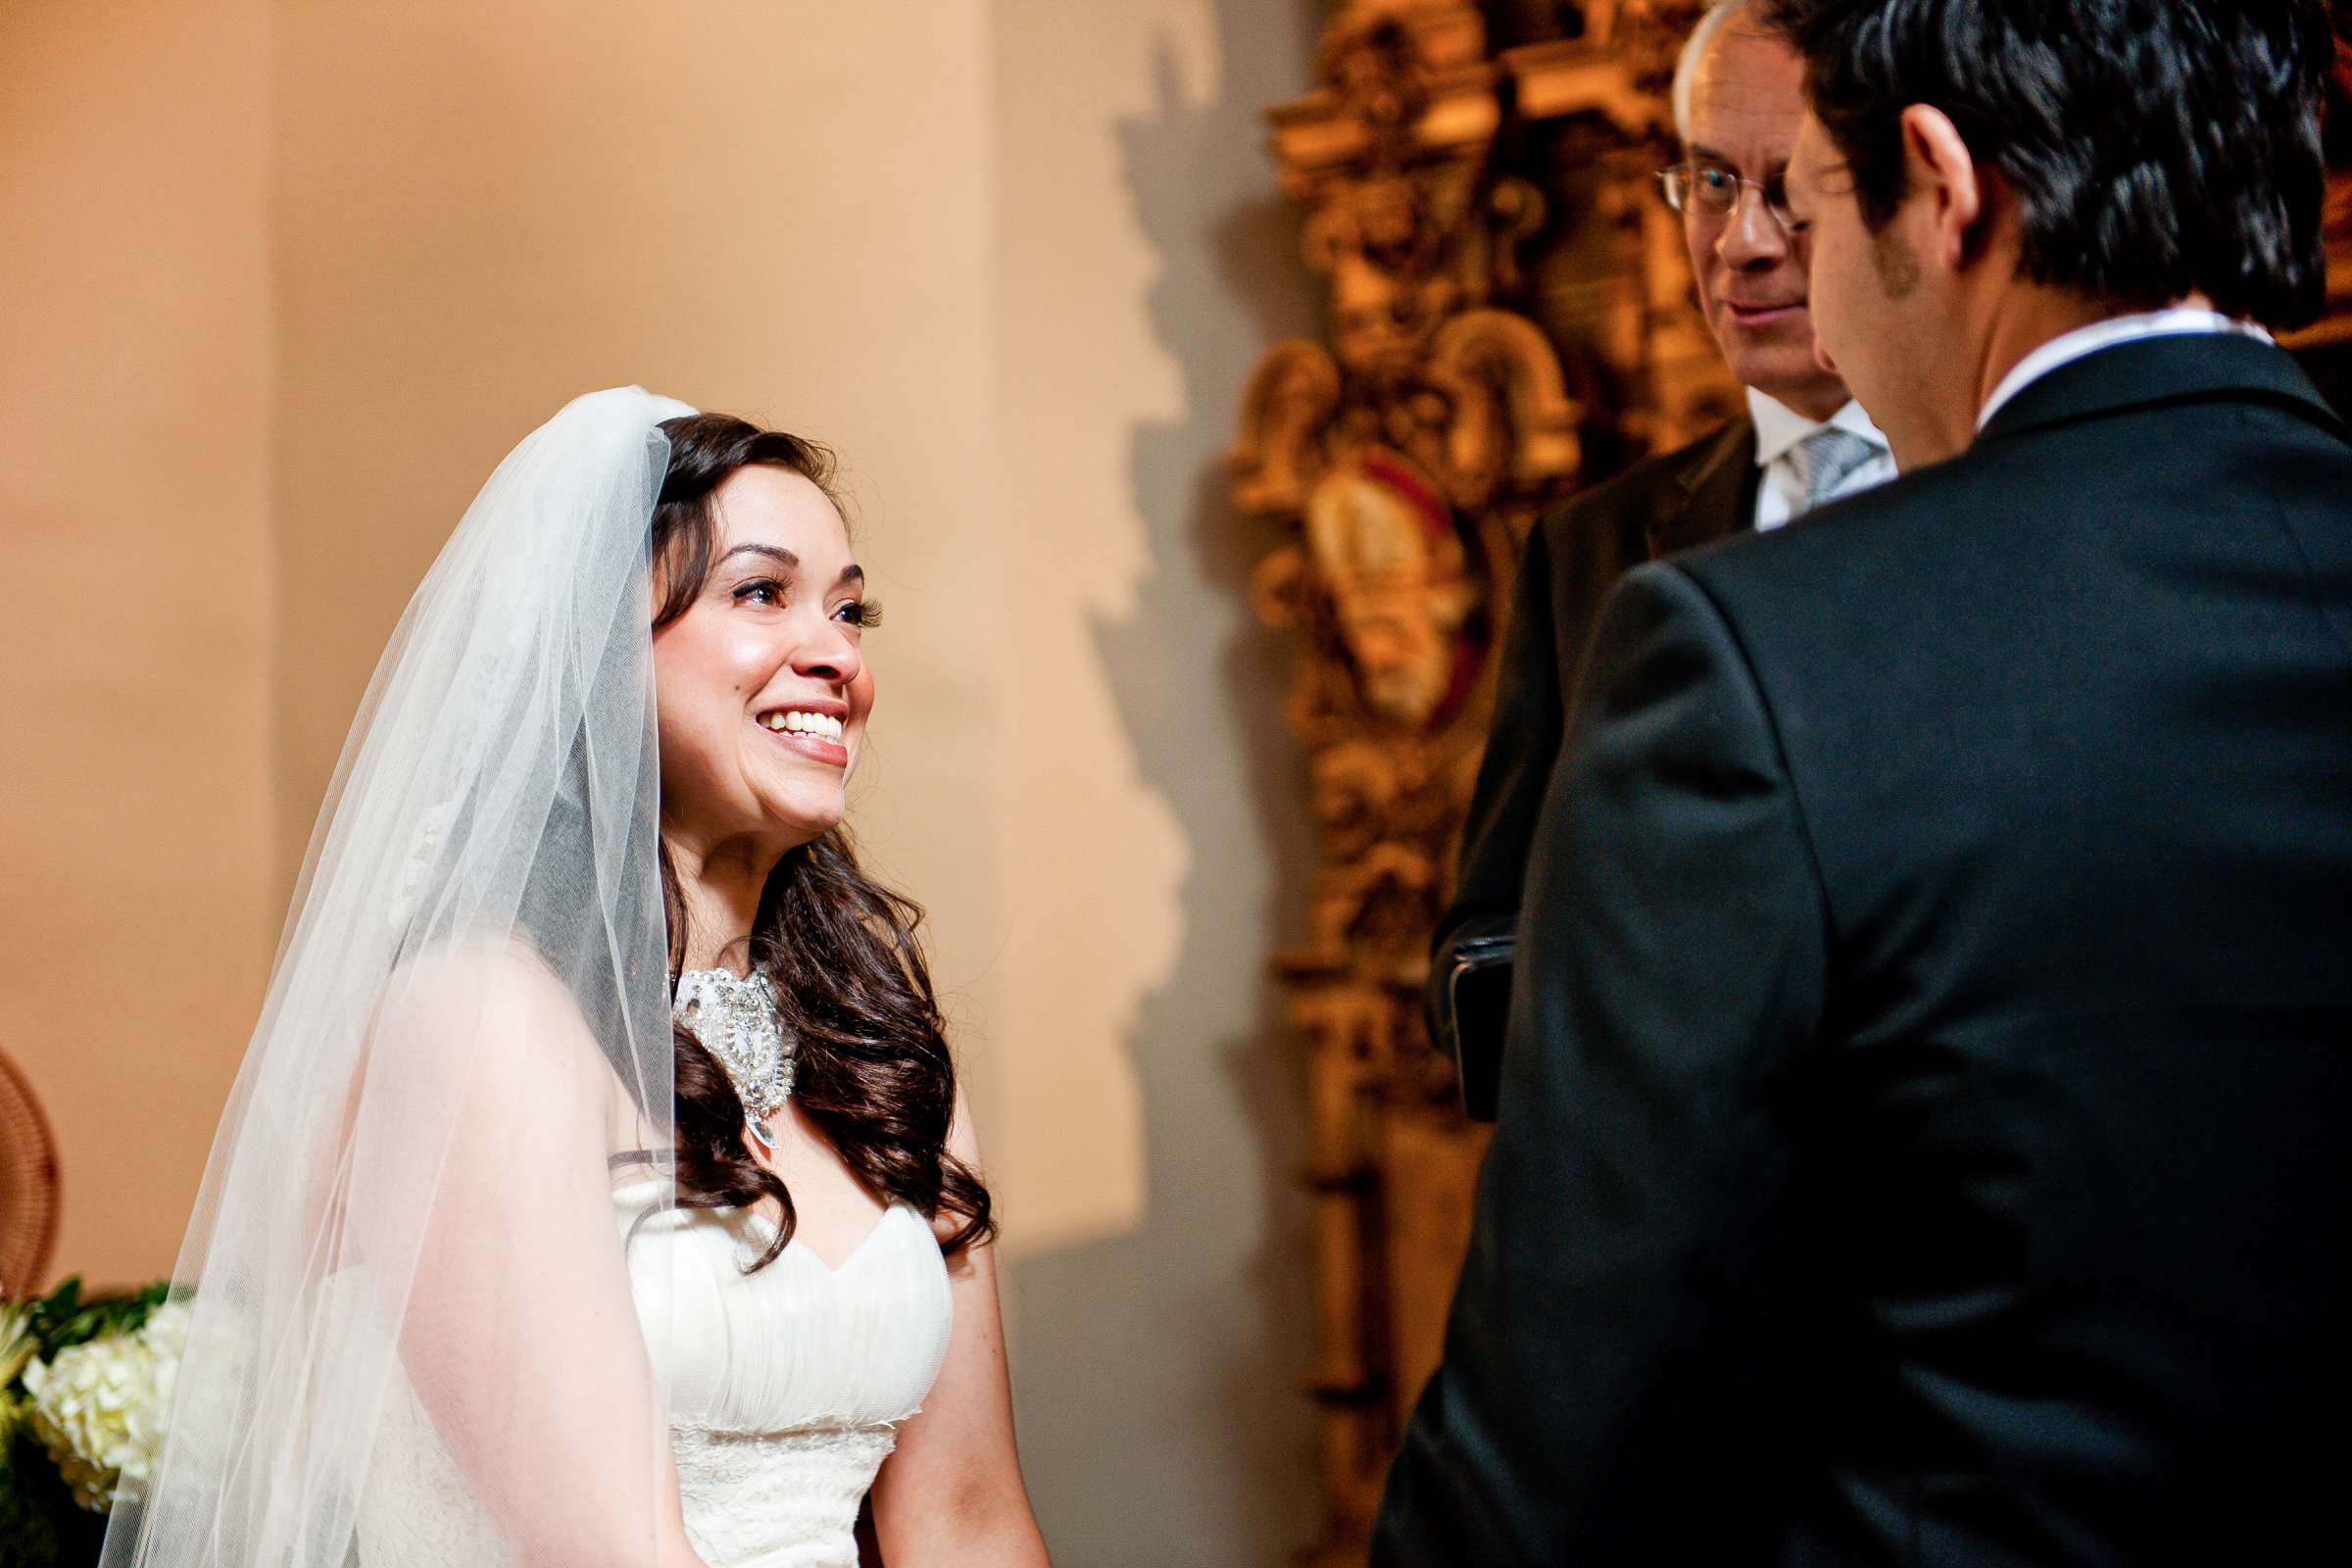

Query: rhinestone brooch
<box><xmin>673</xmin><ymin>967</ymin><xmax>796</xmax><ymax>1152</ymax></box>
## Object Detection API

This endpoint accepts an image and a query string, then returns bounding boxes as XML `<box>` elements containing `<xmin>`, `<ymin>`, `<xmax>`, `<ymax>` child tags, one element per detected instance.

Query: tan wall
<box><xmin>988</xmin><ymin>2</ymin><xmax>1323</xmax><ymax>1559</ymax></box>
<box><xmin>0</xmin><ymin>0</ymin><xmax>276</xmax><ymax>1292</ymax></box>
<box><xmin>6</xmin><ymin>0</ymin><xmax>1319</xmax><ymax>1555</ymax></box>
<box><xmin>269</xmin><ymin>0</ymin><xmax>1006</xmax><ymax>1063</ymax></box>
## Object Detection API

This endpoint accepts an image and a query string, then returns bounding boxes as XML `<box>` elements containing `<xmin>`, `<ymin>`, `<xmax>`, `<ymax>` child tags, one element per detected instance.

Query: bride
<box><xmin>101</xmin><ymin>389</ymin><xmax>1051</xmax><ymax>1567</ymax></box>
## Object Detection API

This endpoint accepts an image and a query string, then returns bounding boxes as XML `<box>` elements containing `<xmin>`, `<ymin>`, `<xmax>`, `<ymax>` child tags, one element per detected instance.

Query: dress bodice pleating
<box><xmin>619</xmin><ymin>1179</ymin><xmax>955</xmax><ymax>1567</ymax></box>
<box><xmin>357</xmin><ymin>1180</ymin><xmax>954</xmax><ymax>1568</ymax></box>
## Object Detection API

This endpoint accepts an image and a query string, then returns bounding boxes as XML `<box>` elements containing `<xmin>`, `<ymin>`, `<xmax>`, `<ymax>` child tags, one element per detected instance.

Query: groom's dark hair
<box><xmin>1764</xmin><ymin>0</ymin><xmax>2336</xmax><ymax>326</ymax></box>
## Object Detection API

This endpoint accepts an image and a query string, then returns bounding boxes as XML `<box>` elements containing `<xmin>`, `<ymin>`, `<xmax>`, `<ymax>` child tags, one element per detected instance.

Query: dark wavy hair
<box><xmin>650</xmin><ymin>413</ymin><xmax>993</xmax><ymax>1271</ymax></box>
<box><xmin>1764</xmin><ymin>0</ymin><xmax>2335</xmax><ymax>326</ymax></box>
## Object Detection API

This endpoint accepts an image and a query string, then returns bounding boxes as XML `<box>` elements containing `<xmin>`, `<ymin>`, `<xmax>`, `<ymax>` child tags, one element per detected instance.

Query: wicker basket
<box><xmin>0</xmin><ymin>1049</ymin><xmax>61</xmax><ymax>1298</ymax></box>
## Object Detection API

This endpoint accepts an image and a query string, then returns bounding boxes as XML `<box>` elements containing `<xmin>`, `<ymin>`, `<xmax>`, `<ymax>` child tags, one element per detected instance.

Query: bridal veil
<box><xmin>102</xmin><ymin>387</ymin><xmax>697</xmax><ymax>1566</ymax></box>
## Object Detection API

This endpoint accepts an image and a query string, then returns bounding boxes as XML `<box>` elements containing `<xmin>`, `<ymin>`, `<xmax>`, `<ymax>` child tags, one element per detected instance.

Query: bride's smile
<box><xmin>757</xmin><ymin>703</ymin><xmax>850</xmax><ymax>759</ymax></box>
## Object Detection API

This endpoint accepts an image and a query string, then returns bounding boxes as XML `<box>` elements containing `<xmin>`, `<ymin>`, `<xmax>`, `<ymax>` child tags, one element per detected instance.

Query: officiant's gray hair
<box><xmin>1672</xmin><ymin>0</ymin><xmax>1765</xmax><ymax>141</ymax></box>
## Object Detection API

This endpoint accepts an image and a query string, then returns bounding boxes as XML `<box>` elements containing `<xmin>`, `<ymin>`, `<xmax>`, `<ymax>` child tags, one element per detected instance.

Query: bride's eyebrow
<box><xmin>717</xmin><ymin>543</ymin><xmax>798</xmax><ymax>572</ymax></box>
<box><xmin>714</xmin><ymin>545</ymin><xmax>862</xmax><ymax>591</ymax></box>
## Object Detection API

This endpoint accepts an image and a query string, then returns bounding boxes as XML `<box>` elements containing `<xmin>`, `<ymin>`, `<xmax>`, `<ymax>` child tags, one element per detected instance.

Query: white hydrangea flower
<box><xmin>21</xmin><ymin>1301</ymin><xmax>191</xmax><ymax>1512</ymax></box>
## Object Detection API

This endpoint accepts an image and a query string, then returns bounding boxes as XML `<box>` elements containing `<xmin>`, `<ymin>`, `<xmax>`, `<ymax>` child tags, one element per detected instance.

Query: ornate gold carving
<box><xmin>1303</xmin><ymin>453</ymin><xmax>1478</xmax><ymax>728</ymax></box>
<box><xmin>2286</xmin><ymin>26</ymin><xmax>2352</xmax><ymax>348</ymax></box>
<box><xmin>1233</xmin><ymin>4</ymin><xmax>1599</xmax><ymax>1561</ymax></box>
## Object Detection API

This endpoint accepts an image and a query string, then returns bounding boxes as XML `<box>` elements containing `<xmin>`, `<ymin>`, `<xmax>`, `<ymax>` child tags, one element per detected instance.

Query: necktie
<box><xmin>1795</xmin><ymin>425</ymin><xmax>1879</xmax><ymax>513</ymax></box>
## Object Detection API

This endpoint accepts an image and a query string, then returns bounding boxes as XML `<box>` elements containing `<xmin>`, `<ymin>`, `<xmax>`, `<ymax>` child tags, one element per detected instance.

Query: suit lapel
<box><xmin>1647</xmin><ymin>417</ymin><xmax>1758</xmax><ymax>560</ymax></box>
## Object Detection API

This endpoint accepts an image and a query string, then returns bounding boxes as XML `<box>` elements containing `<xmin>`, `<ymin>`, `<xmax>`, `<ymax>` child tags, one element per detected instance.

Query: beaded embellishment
<box><xmin>673</xmin><ymin>968</ymin><xmax>796</xmax><ymax>1152</ymax></box>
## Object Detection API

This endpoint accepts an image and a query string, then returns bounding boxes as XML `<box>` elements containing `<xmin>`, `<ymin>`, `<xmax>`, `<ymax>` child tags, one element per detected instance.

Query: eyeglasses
<box><xmin>1656</xmin><ymin>161</ymin><xmax>1798</xmax><ymax>228</ymax></box>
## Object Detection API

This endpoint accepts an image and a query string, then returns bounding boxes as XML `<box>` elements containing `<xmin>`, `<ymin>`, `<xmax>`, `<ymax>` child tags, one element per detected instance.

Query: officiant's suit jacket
<box><xmin>1429</xmin><ymin>418</ymin><xmax>1760</xmax><ymax>1119</ymax></box>
<box><xmin>1374</xmin><ymin>333</ymin><xmax>2352</xmax><ymax>1565</ymax></box>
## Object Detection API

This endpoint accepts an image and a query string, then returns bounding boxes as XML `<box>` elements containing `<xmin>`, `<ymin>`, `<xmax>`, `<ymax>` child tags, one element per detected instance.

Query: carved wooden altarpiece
<box><xmin>1233</xmin><ymin>5</ymin><xmax>2352</xmax><ymax>1563</ymax></box>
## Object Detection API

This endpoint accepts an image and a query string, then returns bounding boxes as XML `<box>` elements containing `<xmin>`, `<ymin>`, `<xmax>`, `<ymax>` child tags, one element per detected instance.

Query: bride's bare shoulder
<box><xmin>372</xmin><ymin>933</ymin><xmax>617</xmax><ymax>1100</ymax></box>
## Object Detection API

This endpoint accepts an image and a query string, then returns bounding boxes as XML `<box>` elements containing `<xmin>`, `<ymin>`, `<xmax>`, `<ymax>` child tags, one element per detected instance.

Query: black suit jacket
<box><xmin>1375</xmin><ymin>334</ymin><xmax>2352</xmax><ymax>1564</ymax></box>
<box><xmin>1433</xmin><ymin>418</ymin><xmax>1761</xmax><ymax>1118</ymax></box>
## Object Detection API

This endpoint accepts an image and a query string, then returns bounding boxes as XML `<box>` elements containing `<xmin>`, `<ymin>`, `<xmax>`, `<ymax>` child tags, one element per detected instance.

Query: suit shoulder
<box><xmin>1673</xmin><ymin>441</ymin><xmax>1987</xmax><ymax>603</ymax></box>
<box><xmin>1592</xmin><ymin>557</ymin><xmax>1747</xmax><ymax>663</ymax></box>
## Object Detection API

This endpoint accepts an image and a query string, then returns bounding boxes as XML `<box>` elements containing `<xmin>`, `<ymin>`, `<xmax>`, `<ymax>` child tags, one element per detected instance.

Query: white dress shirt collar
<box><xmin>1743</xmin><ymin>389</ymin><xmax>1895</xmax><ymax>531</ymax></box>
<box><xmin>1977</xmin><ymin>306</ymin><xmax>2275</xmax><ymax>432</ymax></box>
<box><xmin>1746</xmin><ymin>388</ymin><xmax>1887</xmax><ymax>469</ymax></box>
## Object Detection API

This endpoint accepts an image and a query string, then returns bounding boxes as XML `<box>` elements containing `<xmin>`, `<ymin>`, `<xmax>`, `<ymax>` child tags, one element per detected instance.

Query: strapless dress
<box><xmin>359</xmin><ymin>1179</ymin><xmax>954</xmax><ymax>1567</ymax></box>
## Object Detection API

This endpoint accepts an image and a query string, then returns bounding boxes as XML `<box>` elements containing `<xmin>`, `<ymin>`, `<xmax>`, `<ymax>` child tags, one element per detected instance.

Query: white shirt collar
<box><xmin>1745</xmin><ymin>388</ymin><xmax>1888</xmax><ymax>468</ymax></box>
<box><xmin>1977</xmin><ymin>306</ymin><xmax>2275</xmax><ymax>432</ymax></box>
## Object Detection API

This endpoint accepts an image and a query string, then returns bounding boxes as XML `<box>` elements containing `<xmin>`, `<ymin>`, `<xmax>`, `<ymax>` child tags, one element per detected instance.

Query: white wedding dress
<box><xmin>359</xmin><ymin>1178</ymin><xmax>955</xmax><ymax>1568</ymax></box>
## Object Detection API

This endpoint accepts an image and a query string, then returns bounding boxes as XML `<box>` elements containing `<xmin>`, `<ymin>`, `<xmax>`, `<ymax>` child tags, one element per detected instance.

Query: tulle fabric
<box><xmin>102</xmin><ymin>388</ymin><xmax>697</xmax><ymax>1567</ymax></box>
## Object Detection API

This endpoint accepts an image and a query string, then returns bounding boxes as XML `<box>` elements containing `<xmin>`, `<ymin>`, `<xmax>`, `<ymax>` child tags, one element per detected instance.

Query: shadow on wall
<box><xmin>1005</xmin><ymin>9</ymin><xmax>1328</xmax><ymax>1567</ymax></box>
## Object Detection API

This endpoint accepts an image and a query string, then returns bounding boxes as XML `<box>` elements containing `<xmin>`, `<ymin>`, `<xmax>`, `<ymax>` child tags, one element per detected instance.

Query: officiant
<box><xmin>1428</xmin><ymin>0</ymin><xmax>1892</xmax><ymax>1118</ymax></box>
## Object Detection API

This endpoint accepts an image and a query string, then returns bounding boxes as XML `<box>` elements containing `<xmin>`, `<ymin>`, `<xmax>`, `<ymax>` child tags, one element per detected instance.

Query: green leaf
<box><xmin>23</xmin><ymin>1277</ymin><xmax>169</xmax><ymax>1362</ymax></box>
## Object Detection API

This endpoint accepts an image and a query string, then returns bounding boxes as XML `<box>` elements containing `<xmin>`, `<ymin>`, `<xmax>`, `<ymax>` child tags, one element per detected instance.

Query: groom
<box><xmin>1375</xmin><ymin>1</ymin><xmax>2352</xmax><ymax>1562</ymax></box>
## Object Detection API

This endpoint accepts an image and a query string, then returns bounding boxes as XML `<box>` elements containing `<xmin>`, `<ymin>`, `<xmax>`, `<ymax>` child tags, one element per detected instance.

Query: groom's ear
<box><xmin>1898</xmin><ymin>104</ymin><xmax>1993</xmax><ymax>276</ymax></box>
